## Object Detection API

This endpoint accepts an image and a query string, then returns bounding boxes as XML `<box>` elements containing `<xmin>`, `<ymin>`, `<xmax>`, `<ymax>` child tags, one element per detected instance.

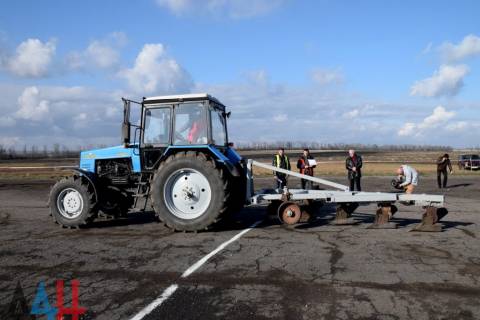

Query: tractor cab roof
<box><xmin>143</xmin><ymin>93</ymin><xmax>224</xmax><ymax>109</ymax></box>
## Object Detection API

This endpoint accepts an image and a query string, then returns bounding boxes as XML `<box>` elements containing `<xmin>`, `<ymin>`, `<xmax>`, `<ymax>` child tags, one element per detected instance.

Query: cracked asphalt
<box><xmin>1</xmin><ymin>176</ymin><xmax>479</xmax><ymax>319</ymax></box>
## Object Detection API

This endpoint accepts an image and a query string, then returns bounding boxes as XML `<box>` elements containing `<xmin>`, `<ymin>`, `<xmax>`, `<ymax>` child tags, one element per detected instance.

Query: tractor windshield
<box><xmin>174</xmin><ymin>103</ymin><xmax>208</xmax><ymax>145</ymax></box>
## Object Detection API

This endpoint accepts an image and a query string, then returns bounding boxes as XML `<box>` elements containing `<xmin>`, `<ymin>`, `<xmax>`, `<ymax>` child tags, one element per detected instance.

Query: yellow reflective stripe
<box><xmin>275</xmin><ymin>155</ymin><xmax>288</xmax><ymax>167</ymax></box>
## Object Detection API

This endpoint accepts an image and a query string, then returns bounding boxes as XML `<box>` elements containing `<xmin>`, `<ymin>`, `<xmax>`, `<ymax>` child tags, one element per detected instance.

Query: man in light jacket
<box><xmin>396</xmin><ymin>165</ymin><xmax>418</xmax><ymax>194</ymax></box>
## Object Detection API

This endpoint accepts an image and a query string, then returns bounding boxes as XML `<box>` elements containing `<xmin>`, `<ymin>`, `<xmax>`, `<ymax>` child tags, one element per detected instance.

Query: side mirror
<box><xmin>122</xmin><ymin>122</ymin><xmax>130</xmax><ymax>147</ymax></box>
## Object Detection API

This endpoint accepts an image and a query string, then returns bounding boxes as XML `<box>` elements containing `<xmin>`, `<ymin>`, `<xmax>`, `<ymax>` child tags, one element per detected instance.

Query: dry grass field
<box><xmin>247</xmin><ymin>150</ymin><xmax>480</xmax><ymax>177</ymax></box>
<box><xmin>0</xmin><ymin>150</ymin><xmax>479</xmax><ymax>179</ymax></box>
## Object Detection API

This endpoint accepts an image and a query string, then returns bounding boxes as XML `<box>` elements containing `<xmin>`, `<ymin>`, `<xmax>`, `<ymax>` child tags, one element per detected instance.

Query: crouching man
<box><xmin>396</xmin><ymin>165</ymin><xmax>418</xmax><ymax>194</ymax></box>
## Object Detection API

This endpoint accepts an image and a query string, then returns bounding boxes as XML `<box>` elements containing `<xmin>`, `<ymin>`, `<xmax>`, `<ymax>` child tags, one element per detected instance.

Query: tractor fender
<box><xmin>70</xmin><ymin>168</ymin><xmax>99</xmax><ymax>203</ymax></box>
<box><xmin>165</xmin><ymin>146</ymin><xmax>242</xmax><ymax>177</ymax></box>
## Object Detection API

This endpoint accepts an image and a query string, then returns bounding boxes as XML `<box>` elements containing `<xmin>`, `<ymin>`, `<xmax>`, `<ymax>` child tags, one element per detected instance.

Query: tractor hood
<box><xmin>79</xmin><ymin>145</ymin><xmax>141</xmax><ymax>173</ymax></box>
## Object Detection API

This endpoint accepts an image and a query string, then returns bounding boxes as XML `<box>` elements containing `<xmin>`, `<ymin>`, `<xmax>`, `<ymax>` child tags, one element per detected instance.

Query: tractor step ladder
<box><xmin>133</xmin><ymin>173</ymin><xmax>151</xmax><ymax>211</ymax></box>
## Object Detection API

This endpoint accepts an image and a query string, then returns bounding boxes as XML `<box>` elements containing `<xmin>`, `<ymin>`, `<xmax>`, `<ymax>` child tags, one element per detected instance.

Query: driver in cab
<box><xmin>176</xmin><ymin>109</ymin><xmax>207</xmax><ymax>144</ymax></box>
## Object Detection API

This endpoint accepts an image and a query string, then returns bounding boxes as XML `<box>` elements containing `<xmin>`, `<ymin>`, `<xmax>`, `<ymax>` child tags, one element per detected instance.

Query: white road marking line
<box><xmin>181</xmin><ymin>220</ymin><xmax>262</xmax><ymax>278</ymax></box>
<box><xmin>129</xmin><ymin>219</ymin><xmax>262</xmax><ymax>320</ymax></box>
<box><xmin>129</xmin><ymin>284</ymin><xmax>179</xmax><ymax>320</ymax></box>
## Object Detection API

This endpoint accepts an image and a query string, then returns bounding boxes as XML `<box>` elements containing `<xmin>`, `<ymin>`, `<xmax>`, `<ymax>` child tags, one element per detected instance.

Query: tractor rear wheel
<box><xmin>48</xmin><ymin>176</ymin><xmax>97</xmax><ymax>228</ymax></box>
<box><xmin>151</xmin><ymin>151</ymin><xmax>229</xmax><ymax>231</ymax></box>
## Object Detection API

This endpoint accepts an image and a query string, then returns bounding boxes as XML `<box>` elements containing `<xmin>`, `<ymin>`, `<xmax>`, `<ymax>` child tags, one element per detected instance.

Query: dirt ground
<box><xmin>0</xmin><ymin>176</ymin><xmax>479</xmax><ymax>319</ymax></box>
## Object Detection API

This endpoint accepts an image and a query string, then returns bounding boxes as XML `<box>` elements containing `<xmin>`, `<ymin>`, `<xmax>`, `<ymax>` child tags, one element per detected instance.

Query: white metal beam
<box><xmin>251</xmin><ymin>160</ymin><xmax>350</xmax><ymax>191</ymax></box>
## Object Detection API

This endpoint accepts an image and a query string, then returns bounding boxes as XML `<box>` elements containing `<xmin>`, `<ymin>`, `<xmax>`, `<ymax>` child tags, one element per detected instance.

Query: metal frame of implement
<box><xmin>245</xmin><ymin>159</ymin><xmax>447</xmax><ymax>231</ymax></box>
<box><xmin>246</xmin><ymin>160</ymin><xmax>444</xmax><ymax>208</ymax></box>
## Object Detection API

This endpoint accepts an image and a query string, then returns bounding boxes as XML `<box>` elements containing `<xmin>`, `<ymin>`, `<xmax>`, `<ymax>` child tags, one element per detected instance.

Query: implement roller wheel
<box><xmin>278</xmin><ymin>202</ymin><xmax>302</xmax><ymax>225</ymax></box>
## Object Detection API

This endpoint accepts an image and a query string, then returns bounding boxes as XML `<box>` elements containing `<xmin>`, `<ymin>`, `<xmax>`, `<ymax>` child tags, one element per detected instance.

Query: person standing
<box><xmin>297</xmin><ymin>148</ymin><xmax>316</xmax><ymax>189</ymax></box>
<box><xmin>396</xmin><ymin>165</ymin><xmax>419</xmax><ymax>194</ymax></box>
<box><xmin>345</xmin><ymin>149</ymin><xmax>363</xmax><ymax>191</ymax></box>
<box><xmin>436</xmin><ymin>153</ymin><xmax>453</xmax><ymax>188</ymax></box>
<box><xmin>272</xmin><ymin>148</ymin><xmax>291</xmax><ymax>189</ymax></box>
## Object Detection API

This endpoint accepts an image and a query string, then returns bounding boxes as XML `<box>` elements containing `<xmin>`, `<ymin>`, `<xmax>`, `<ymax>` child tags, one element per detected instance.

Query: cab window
<box><xmin>210</xmin><ymin>109</ymin><xmax>226</xmax><ymax>146</ymax></box>
<box><xmin>144</xmin><ymin>107</ymin><xmax>171</xmax><ymax>145</ymax></box>
<box><xmin>174</xmin><ymin>103</ymin><xmax>207</xmax><ymax>145</ymax></box>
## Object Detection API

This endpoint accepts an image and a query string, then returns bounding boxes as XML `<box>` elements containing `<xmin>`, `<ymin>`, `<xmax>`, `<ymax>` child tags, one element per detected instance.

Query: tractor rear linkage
<box><xmin>246</xmin><ymin>160</ymin><xmax>448</xmax><ymax>232</ymax></box>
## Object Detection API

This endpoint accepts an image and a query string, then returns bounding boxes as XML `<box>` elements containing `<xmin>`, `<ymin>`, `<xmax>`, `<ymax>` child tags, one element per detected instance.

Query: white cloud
<box><xmin>157</xmin><ymin>0</ymin><xmax>190</xmax><ymax>13</ymax></box>
<box><xmin>85</xmin><ymin>41</ymin><xmax>120</xmax><ymax>68</ymax></box>
<box><xmin>440</xmin><ymin>34</ymin><xmax>480</xmax><ymax>62</ymax></box>
<box><xmin>410</xmin><ymin>64</ymin><xmax>469</xmax><ymax>97</ymax></box>
<box><xmin>66</xmin><ymin>32</ymin><xmax>126</xmax><ymax>70</ymax></box>
<box><xmin>397</xmin><ymin>106</ymin><xmax>455</xmax><ymax>137</ymax></box>
<box><xmin>0</xmin><ymin>84</ymin><xmax>126</xmax><ymax>148</ymax></box>
<box><xmin>311</xmin><ymin>68</ymin><xmax>344</xmax><ymax>86</ymax></box>
<box><xmin>343</xmin><ymin>109</ymin><xmax>359</xmax><ymax>119</ymax></box>
<box><xmin>342</xmin><ymin>104</ymin><xmax>380</xmax><ymax>119</ymax></box>
<box><xmin>273</xmin><ymin>113</ymin><xmax>287</xmax><ymax>122</ymax></box>
<box><xmin>15</xmin><ymin>86</ymin><xmax>50</xmax><ymax>121</ymax></box>
<box><xmin>397</xmin><ymin>123</ymin><xmax>416</xmax><ymax>137</ymax></box>
<box><xmin>194</xmin><ymin>72</ymin><xmax>403</xmax><ymax>145</ymax></box>
<box><xmin>419</xmin><ymin>106</ymin><xmax>455</xmax><ymax>129</ymax></box>
<box><xmin>156</xmin><ymin>0</ymin><xmax>284</xmax><ymax>19</ymax></box>
<box><xmin>446</xmin><ymin>121</ymin><xmax>468</xmax><ymax>132</ymax></box>
<box><xmin>118</xmin><ymin>43</ymin><xmax>193</xmax><ymax>94</ymax></box>
<box><xmin>7</xmin><ymin>38</ymin><xmax>56</xmax><ymax>77</ymax></box>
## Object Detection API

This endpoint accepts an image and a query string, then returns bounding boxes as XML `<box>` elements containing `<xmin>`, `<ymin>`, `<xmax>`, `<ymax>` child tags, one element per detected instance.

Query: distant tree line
<box><xmin>0</xmin><ymin>142</ymin><xmax>458</xmax><ymax>160</ymax></box>
<box><xmin>235</xmin><ymin>141</ymin><xmax>454</xmax><ymax>152</ymax></box>
<box><xmin>0</xmin><ymin>144</ymin><xmax>107</xmax><ymax>160</ymax></box>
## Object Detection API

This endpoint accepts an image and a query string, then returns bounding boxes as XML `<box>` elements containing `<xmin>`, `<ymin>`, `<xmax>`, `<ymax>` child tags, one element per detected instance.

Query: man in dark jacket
<box><xmin>272</xmin><ymin>148</ymin><xmax>291</xmax><ymax>189</ymax></box>
<box><xmin>297</xmin><ymin>148</ymin><xmax>316</xmax><ymax>189</ymax></box>
<box><xmin>437</xmin><ymin>153</ymin><xmax>453</xmax><ymax>188</ymax></box>
<box><xmin>345</xmin><ymin>149</ymin><xmax>363</xmax><ymax>191</ymax></box>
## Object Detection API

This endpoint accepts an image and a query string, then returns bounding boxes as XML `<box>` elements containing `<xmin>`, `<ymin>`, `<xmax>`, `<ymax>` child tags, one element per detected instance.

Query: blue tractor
<box><xmin>48</xmin><ymin>93</ymin><xmax>246</xmax><ymax>231</ymax></box>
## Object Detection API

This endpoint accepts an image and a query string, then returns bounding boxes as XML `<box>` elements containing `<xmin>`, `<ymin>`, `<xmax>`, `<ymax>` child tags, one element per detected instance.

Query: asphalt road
<box><xmin>1</xmin><ymin>176</ymin><xmax>479</xmax><ymax>319</ymax></box>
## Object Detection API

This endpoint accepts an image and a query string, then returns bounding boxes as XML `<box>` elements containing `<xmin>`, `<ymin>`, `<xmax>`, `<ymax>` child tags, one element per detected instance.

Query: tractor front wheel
<box><xmin>151</xmin><ymin>152</ymin><xmax>228</xmax><ymax>231</ymax></box>
<box><xmin>48</xmin><ymin>176</ymin><xmax>97</xmax><ymax>228</ymax></box>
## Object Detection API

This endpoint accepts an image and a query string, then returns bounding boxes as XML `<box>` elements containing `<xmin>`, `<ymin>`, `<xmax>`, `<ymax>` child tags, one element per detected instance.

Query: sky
<box><xmin>1</xmin><ymin>0</ymin><xmax>480</xmax><ymax>149</ymax></box>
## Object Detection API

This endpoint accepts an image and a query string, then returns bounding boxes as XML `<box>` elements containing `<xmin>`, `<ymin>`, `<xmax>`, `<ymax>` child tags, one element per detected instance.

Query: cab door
<box><xmin>140</xmin><ymin>105</ymin><xmax>173</xmax><ymax>170</ymax></box>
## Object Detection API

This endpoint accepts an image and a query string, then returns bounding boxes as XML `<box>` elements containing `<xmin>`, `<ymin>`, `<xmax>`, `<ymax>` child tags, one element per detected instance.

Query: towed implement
<box><xmin>48</xmin><ymin>93</ymin><xmax>447</xmax><ymax>232</ymax></box>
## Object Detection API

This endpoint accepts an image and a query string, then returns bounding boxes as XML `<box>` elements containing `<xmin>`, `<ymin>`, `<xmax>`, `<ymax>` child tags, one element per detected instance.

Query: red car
<box><xmin>458</xmin><ymin>154</ymin><xmax>480</xmax><ymax>170</ymax></box>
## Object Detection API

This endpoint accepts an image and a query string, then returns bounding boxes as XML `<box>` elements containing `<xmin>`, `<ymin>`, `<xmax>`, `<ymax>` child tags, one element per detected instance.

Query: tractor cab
<box><xmin>124</xmin><ymin>93</ymin><xmax>231</xmax><ymax>170</ymax></box>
